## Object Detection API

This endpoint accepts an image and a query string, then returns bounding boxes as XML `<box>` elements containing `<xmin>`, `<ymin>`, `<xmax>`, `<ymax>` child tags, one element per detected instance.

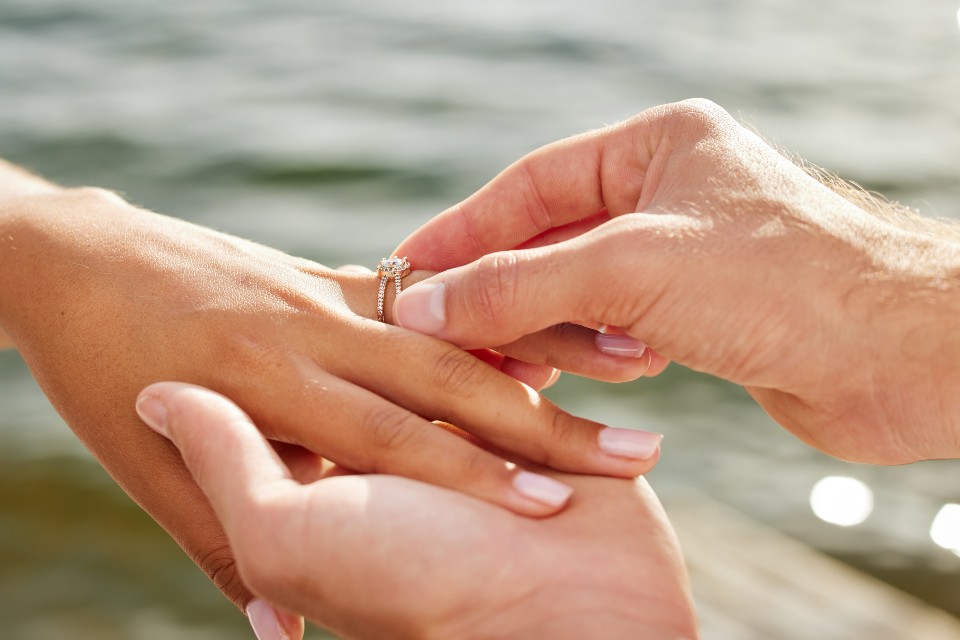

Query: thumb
<box><xmin>135</xmin><ymin>382</ymin><xmax>293</xmax><ymax>532</ymax></box>
<box><xmin>136</xmin><ymin>382</ymin><xmax>305</xmax><ymax>640</ymax></box>
<box><xmin>394</xmin><ymin>239</ymin><xmax>609</xmax><ymax>349</ymax></box>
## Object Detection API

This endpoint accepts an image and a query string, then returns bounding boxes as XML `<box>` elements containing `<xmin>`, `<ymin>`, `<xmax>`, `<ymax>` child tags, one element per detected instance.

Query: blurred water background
<box><xmin>1</xmin><ymin>1</ymin><xmax>959</xmax><ymax>638</ymax></box>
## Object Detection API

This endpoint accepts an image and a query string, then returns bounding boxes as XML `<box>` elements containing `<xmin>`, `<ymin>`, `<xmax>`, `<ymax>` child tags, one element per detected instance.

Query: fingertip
<box><xmin>644</xmin><ymin>351</ymin><xmax>671</xmax><ymax>377</ymax></box>
<box><xmin>136</xmin><ymin>392</ymin><xmax>170</xmax><ymax>438</ymax></box>
<box><xmin>248</xmin><ymin>599</ymin><xmax>302</xmax><ymax>640</ymax></box>
<box><xmin>138</xmin><ymin>382</ymin><xmax>293</xmax><ymax>524</ymax></box>
<box><xmin>142</xmin><ymin>383</ymin><xmax>255</xmax><ymax>442</ymax></box>
<box><xmin>510</xmin><ymin>470</ymin><xmax>574</xmax><ymax>515</ymax></box>
<box><xmin>137</xmin><ymin>382</ymin><xmax>218</xmax><ymax>438</ymax></box>
<box><xmin>137</xmin><ymin>380</ymin><xmax>191</xmax><ymax>407</ymax></box>
<box><xmin>394</xmin><ymin>282</ymin><xmax>446</xmax><ymax>335</ymax></box>
<box><xmin>598</xmin><ymin>428</ymin><xmax>663</xmax><ymax>461</ymax></box>
<box><xmin>542</xmin><ymin>368</ymin><xmax>562</xmax><ymax>389</ymax></box>
<box><xmin>277</xmin><ymin>608</ymin><xmax>306</xmax><ymax>640</ymax></box>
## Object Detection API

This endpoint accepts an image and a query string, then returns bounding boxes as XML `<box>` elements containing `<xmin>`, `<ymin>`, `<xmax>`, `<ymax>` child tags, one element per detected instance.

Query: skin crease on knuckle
<box><xmin>359</xmin><ymin>406</ymin><xmax>426</xmax><ymax>471</ymax></box>
<box><xmin>429</xmin><ymin>345</ymin><xmax>488</xmax><ymax>401</ymax></box>
<box><xmin>454</xmin><ymin>445</ymin><xmax>507</xmax><ymax>495</ymax></box>
<box><xmin>193</xmin><ymin>541</ymin><xmax>249</xmax><ymax>609</ymax></box>
<box><xmin>663</xmin><ymin>98</ymin><xmax>736</xmax><ymax>141</ymax></box>
<box><xmin>518</xmin><ymin>158</ymin><xmax>558</xmax><ymax>236</ymax></box>
<box><xmin>578</xmin><ymin>222</ymin><xmax>674</xmax><ymax>333</ymax></box>
<box><xmin>538</xmin><ymin>409</ymin><xmax>596</xmax><ymax>470</ymax></box>
<box><xmin>470</xmin><ymin>252</ymin><xmax>523</xmax><ymax>333</ymax></box>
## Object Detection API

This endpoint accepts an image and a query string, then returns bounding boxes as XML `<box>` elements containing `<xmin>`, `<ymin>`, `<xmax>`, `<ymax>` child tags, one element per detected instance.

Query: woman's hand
<box><xmin>0</xmin><ymin>187</ymin><xmax>663</xmax><ymax>620</ymax></box>
<box><xmin>393</xmin><ymin>99</ymin><xmax>960</xmax><ymax>465</ymax></box>
<box><xmin>137</xmin><ymin>382</ymin><xmax>698</xmax><ymax>640</ymax></box>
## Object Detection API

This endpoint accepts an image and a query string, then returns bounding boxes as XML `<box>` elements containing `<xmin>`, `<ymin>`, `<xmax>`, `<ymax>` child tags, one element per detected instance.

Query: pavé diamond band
<box><xmin>376</xmin><ymin>256</ymin><xmax>411</xmax><ymax>322</ymax></box>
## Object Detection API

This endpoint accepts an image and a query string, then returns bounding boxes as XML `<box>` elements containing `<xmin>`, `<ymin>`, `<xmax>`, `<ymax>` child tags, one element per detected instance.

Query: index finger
<box><xmin>394</xmin><ymin>115</ymin><xmax>654</xmax><ymax>270</ymax></box>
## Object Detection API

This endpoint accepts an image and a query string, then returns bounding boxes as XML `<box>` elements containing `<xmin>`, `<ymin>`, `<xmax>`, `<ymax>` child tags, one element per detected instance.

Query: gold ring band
<box><xmin>376</xmin><ymin>256</ymin><xmax>411</xmax><ymax>322</ymax></box>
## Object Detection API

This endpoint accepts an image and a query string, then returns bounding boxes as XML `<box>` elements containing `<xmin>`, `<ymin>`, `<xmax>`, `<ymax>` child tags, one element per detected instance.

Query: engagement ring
<box><xmin>376</xmin><ymin>256</ymin><xmax>411</xmax><ymax>322</ymax></box>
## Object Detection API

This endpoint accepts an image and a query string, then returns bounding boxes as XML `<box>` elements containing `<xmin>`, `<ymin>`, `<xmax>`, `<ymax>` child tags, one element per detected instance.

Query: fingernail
<box><xmin>247</xmin><ymin>600</ymin><xmax>290</xmax><ymax>640</ymax></box>
<box><xmin>136</xmin><ymin>395</ymin><xmax>169</xmax><ymax>438</ymax></box>
<box><xmin>598</xmin><ymin>428</ymin><xmax>663</xmax><ymax>460</ymax></box>
<box><xmin>513</xmin><ymin>470</ymin><xmax>574</xmax><ymax>508</ymax></box>
<box><xmin>395</xmin><ymin>283</ymin><xmax>445</xmax><ymax>335</ymax></box>
<box><xmin>595</xmin><ymin>334</ymin><xmax>647</xmax><ymax>358</ymax></box>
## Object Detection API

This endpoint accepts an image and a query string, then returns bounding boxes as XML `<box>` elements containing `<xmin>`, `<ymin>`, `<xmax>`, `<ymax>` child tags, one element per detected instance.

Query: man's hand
<box><xmin>138</xmin><ymin>382</ymin><xmax>699</xmax><ymax>640</ymax></box>
<box><xmin>393</xmin><ymin>99</ymin><xmax>960</xmax><ymax>465</ymax></box>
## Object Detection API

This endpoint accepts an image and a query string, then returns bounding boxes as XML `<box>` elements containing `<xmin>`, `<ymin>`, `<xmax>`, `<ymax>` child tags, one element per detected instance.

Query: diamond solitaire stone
<box><xmin>378</xmin><ymin>256</ymin><xmax>410</xmax><ymax>277</ymax></box>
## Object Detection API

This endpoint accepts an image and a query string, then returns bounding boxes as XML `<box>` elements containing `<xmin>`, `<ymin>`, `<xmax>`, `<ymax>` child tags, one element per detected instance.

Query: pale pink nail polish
<box><xmin>247</xmin><ymin>600</ymin><xmax>290</xmax><ymax>640</ymax></box>
<box><xmin>595</xmin><ymin>334</ymin><xmax>647</xmax><ymax>358</ymax></box>
<box><xmin>597</xmin><ymin>428</ymin><xmax>663</xmax><ymax>460</ymax></box>
<box><xmin>395</xmin><ymin>283</ymin><xmax>446</xmax><ymax>335</ymax></box>
<box><xmin>513</xmin><ymin>471</ymin><xmax>574</xmax><ymax>508</ymax></box>
<box><xmin>136</xmin><ymin>396</ymin><xmax>170</xmax><ymax>437</ymax></box>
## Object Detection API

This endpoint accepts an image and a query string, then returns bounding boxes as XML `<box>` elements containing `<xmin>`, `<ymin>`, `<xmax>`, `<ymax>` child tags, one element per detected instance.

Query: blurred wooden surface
<box><xmin>667</xmin><ymin>491</ymin><xmax>960</xmax><ymax>640</ymax></box>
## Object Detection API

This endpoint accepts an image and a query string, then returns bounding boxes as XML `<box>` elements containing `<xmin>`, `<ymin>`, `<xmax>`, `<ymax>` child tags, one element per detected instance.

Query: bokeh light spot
<box><xmin>810</xmin><ymin>476</ymin><xmax>874</xmax><ymax>527</ymax></box>
<box><xmin>931</xmin><ymin>504</ymin><xmax>960</xmax><ymax>551</ymax></box>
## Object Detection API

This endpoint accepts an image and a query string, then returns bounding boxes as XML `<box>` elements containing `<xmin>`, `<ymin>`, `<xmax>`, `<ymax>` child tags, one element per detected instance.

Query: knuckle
<box><xmin>517</xmin><ymin>158</ymin><xmax>554</xmax><ymax>234</ymax></box>
<box><xmin>538</xmin><ymin>409</ymin><xmax>590</xmax><ymax>468</ymax></box>
<box><xmin>455</xmin><ymin>447</ymin><xmax>499</xmax><ymax>488</ymax></box>
<box><xmin>430</xmin><ymin>346</ymin><xmax>486</xmax><ymax>399</ymax></box>
<box><xmin>587</xmin><ymin>217</ymin><xmax>689</xmax><ymax>329</ymax></box>
<box><xmin>194</xmin><ymin>542</ymin><xmax>249</xmax><ymax>608</ymax></box>
<box><xmin>656</xmin><ymin>98</ymin><xmax>732</xmax><ymax>140</ymax></box>
<box><xmin>471</xmin><ymin>252</ymin><xmax>522</xmax><ymax>326</ymax></box>
<box><xmin>360</xmin><ymin>406</ymin><xmax>423</xmax><ymax>467</ymax></box>
<box><xmin>678</xmin><ymin>97</ymin><xmax>726</xmax><ymax>118</ymax></box>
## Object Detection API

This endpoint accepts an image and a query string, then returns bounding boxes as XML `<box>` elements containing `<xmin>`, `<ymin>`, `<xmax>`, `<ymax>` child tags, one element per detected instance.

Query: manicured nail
<box><xmin>598</xmin><ymin>428</ymin><xmax>663</xmax><ymax>460</ymax></box>
<box><xmin>395</xmin><ymin>283</ymin><xmax>446</xmax><ymax>335</ymax></box>
<box><xmin>136</xmin><ymin>395</ymin><xmax>169</xmax><ymax>438</ymax></box>
<box><xmin>247</xmin><ymin>600</ymin><xmax>290</xmax><ymax>640</ymax></box>
<box><xmin>595</xmin><ymin>333</ymin><xmax>647</xmax><ymax>358</ymax></box>
<box><xmin>513</xmin><ymin>470</ymin><xmax>574</xmax><ymax>508</ymax></box>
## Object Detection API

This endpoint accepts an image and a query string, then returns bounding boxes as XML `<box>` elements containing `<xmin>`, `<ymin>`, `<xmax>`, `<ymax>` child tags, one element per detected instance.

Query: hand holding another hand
<box><xmin>0</xmin><ymin>186</ymin><xmax>664</xmax><ymax>627</ymax></box>
<box><xmin>137</xmin><ymin>382</ymin><xmax>698</xmax><ymax>640</ymax></box>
